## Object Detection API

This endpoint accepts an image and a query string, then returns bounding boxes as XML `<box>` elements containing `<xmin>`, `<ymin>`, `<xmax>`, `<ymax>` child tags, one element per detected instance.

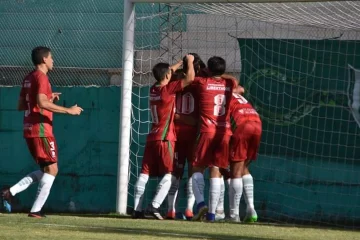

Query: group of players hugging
<box><xmin>132</xmin><ymin>53</ymin><xmax>262</xmax><ymax>223</ymax></box>
<box><xmin>1</xmin><ymin>47</ymin><xmax>261</xmax><ymax>223</ymax></box>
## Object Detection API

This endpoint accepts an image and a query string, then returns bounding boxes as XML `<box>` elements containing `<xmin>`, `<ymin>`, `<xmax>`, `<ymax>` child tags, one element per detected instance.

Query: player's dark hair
<box><xmin>31</xmin><ymin>46</ymin><xmax>51</xmax><ymax>66</ymax></box>
<box><xmin>152</xmin><ymin>62</ymin><xmax>170</xmax><ymax>82</ymax></box>
<box><xmin>208</xmin><ymin>56</ymin><xmax>226</xmax><ymax>76</ymax></box>
<box><xmin>183</xmin><ymin>53</ymin><xmax>206</xmax><ymax>76</ymax></box>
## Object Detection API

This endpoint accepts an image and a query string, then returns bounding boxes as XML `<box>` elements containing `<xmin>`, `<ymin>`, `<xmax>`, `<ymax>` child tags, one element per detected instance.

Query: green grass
<box><xmin>0</xmin><ymin>213</ymin><xmax>359</xmax><ymax>240</ymax></box>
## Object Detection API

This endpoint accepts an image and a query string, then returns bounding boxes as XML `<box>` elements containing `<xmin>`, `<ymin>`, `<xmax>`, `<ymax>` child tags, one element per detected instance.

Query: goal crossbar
<box><xmin>130</xmin><ymin>0</ymin><xmax>355</xmax><ymax>3</ymax></box>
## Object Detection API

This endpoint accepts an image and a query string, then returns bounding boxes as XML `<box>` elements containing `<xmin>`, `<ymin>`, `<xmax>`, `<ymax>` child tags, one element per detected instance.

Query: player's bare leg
<box><xmin>2</xmin><ymin>170</ymin><xmax>44</xmax><ymax>213</ymax></box>
<box><xmin>185</xmin><ymin>164</ymin><xmax>195</xmax><ymax>220</ymax></box>
<box><xmin>191</xmin><ymin>166</ymin><xmax>208</xmax><ymax>221</ymax></box>
<box><xmin>133</xmin><ymin>173</ymin><xmax>149</xmax><ymax>219</ymax></box>
<box><xmin>228</xmin><ymin>161</ymin><xmax>245</xmax><ymax>222</ymax></box>
<box><xmin>28</xmin><ymin>162</ymin><xmax>58</xmax><ymax>218</ymax></box>
<box><xmin>242</xmin><ymin>160</ymin><xmax>257</xmax><ymax>223</ymax></box>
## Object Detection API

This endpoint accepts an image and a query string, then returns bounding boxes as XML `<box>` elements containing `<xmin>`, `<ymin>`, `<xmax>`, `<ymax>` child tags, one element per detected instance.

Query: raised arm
<box><xmin>182</xmin><ymin>54</ymin><xmax>195</xmax><ymax>88</ymax></box>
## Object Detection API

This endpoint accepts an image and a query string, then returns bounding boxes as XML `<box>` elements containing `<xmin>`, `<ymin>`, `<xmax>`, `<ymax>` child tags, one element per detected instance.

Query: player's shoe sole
<box><xmin>28</xmin><ymin>212</ymin><xmax>46</xmax><ymax>218</ymax></box>
<box><xmin>192</xmin><ymin>205</ymin><xmax>208</xmax><ymax>221</ymax></box>
<box><xmin>243</xmin><ymin>215</ymin><xmax>258</xmax><ymax>223</ymax></box>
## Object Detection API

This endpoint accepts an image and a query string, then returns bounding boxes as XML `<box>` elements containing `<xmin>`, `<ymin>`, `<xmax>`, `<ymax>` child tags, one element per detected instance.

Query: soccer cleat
<box><xmin>132</xmin><ymin>210</ymin><xmax>146</xmax><ymax>219</ymax></box>
<box><xmin>226</xmin><ymin>215</ymin><xmax>241</xmax><ymax>223</ymax></box>
<box><xmin>1</xmin><ymin>188</ymin><xmax>12</xmax><ymax>213</ymax></box>
<box><xmin>184</xmin><ymin>209</ymin><xmax>194</xmax><ymax>221</ymax></box>
<box><xmin>243</xmin><ymin>209</ymin><xmax>258</xmax><ymax>223</ymax></box>
<box><xmin>192</xmin><ymin>202</ymin><xmax>208</xmax><ymax>221</ymax></box>
<box><xmin>215</xmin><ymin>211</ymin><xmax>225</xmax><ymax>221</ymax></box>
<box><xmin>28</xmin><ymin>211</ymin><xmax>46</xmax><ymax>218</ymax></box>
<box><xmin>206</xmin><ymin>212</ymin><xmax>215</xmax><ymax>222</ymax></box>
<box><xmin>146</xmin><ymin>205</ymin><xmax>163</xmax><ymax>220</ymax></box>
<box><xmin>166</xmin><ymin>210</ymin><xmax>175</xmax><ymax>220</ymax></box>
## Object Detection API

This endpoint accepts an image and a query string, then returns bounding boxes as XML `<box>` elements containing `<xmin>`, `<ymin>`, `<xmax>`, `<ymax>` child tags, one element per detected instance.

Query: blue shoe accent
<box><xmin>2</xmin><ymin>199</ymin><xmax>11</xmax><ymax>213</ymax></box>
<box><xmin>206</xmin><ymin>213</ymin><xmax>215</xmax><ymax>222</ymax></box>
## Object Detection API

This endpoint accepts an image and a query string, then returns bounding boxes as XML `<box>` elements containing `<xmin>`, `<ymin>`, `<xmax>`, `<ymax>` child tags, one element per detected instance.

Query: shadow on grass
<box><xmin>61</xmin><ymin>224</ymin><xmax>281</xmax><ymax>240</ymax></box>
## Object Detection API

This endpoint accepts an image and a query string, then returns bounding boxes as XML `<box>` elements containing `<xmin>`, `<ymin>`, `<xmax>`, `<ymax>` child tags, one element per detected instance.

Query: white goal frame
<box><xmin>116</xmin><ymin>0</ymin><xmax>353</xmax><ymax>214</ymax></box>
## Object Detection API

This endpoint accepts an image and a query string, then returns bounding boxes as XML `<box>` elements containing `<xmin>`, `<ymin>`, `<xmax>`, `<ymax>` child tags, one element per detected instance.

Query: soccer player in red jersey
<box><xmin>1</xmin><ymin>46</ymin><xmax>83</xmax><ymax>218</ymax></box>
<box><xmin>191</xmin><ymin>56</ymin><xmax>238</xmax><ymax>222</ymax></box>
<box><xmin>166</xmin><ymin>54</ymin><xmax>206</xmax><ymax>220</ymax></box>
<box><xmin>132</xmin><ymin>55</ymin><xmax>195</xmax><ymax>220</ymax></box>
<box><xmin>228</xmin><ymin>93</ymin><xmax>262</xmax><ymax>222</ymax></box>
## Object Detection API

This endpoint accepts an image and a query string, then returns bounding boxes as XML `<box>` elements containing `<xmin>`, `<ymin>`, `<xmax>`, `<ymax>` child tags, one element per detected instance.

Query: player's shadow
<box><xmin>65</xmin><ymin>223</ymin><xmax>281</xmax><ymax>240</ymax></box>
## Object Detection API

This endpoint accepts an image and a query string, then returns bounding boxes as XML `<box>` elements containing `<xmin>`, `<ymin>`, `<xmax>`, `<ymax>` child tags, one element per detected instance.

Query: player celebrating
<box><xmin>166</xmin><ymin>53</ymin><xmax>206</xmax><ymax>220</ymax></box>
<box><xmin>1</xmin><ymin>46</ymin><xmax>83</xmax><ymax>218</ymax></box>
<box><xmin>228</xmin><ymin>93</ymin><xmax>262</xmax><ymax>222</ymax></box>
<box><xmin>132</xmin><ymin>55</ymin><xmax>195</xmax><ymax>220</ymax></box>
<box><xmin>191</xmin><ymin>56</ymin><xmax>239</xmax><ymax>222</ymax></box>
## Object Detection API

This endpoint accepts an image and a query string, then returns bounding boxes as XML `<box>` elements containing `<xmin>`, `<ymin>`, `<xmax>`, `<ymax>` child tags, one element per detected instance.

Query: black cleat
<box><xmin>146</xmin><ymin>205</ymin><xmax>163</xmax><ymax>220</ymax></box>
<box><xmin>1</xmin><ymin>188</ymin><xmax>12</xmax><ymax>213</ymax></box>
<box><xmin>132</xmin><ymin>210</ymin><xmax>146</xmax><ymax>219</ymax></box>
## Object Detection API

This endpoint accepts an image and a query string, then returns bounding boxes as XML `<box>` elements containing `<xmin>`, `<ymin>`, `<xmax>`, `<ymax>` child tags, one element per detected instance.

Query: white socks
<box><xmin>134</xmin><ymin>173</ymin><xmax>149</xmax><ymax>212</ymax></box>
<box><xmin>186</xmin><ymin>177</ymin><xmax>196</xmax><ymax>212</ymax></box>
<box><xmin>152</xmin><ymin>174</ymin><xmax>172</xmax><ymax>209</ymax></box>
<box><xmin>10</xmin><ymin>170</ymin><xmax>44</xmax><ymax>196</ymax></box>
<box><xmin>243</xmin><ymin>174</ymin><xmax>254</xmax><ymax>211</ymax></box>
<box><xmin>229</xmin><ymin>178</ymin><xmax>243</xmax><ymax>218</ymax></box>
<box><xmin>167</xmin><ymin>176</ymin><xmax>179</xmax><ymax>212</ymax></box>
<box><xmin>208</xmin><ymin>178</ymin><xmax>221</xmax><ymax>214</ymax></box>
<box><xmin>30</xmin><ymin>173</ymin><xmax>55</xmax><ymax>213</ymax></box>
<box><xmin>192</xmin><ymin>172</ymin><xmax>205</xmax><ymax>205</ymax></box>
<box><xmin>216</xmin><ymin>177</ymin><xmax>225</xmax><ymax>213</ymax></box>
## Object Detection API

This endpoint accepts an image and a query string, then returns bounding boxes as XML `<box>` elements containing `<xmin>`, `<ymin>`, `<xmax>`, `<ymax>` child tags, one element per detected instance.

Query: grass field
<box><xmin>0</xmin><ymin>214</ymin><xmax>359</xmax><ymax>240</ymax></box>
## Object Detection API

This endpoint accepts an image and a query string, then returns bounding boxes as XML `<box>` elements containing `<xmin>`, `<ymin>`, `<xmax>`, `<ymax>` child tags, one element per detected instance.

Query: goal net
<box><xmin>127</xmin><ymin>1</ymin><xmax>360</xmax><ymax>227</ymax></box>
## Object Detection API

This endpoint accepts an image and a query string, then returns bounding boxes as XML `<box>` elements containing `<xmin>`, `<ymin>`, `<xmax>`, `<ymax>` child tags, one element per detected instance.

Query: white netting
<box><xmin>128</xmin><ymin>1</ymin><xmax>360</xmax><ymax>228</ymax></box>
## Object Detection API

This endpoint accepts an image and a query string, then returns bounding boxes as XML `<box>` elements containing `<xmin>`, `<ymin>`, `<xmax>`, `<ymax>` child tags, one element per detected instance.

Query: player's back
<box><xmin>147</xmin><ymin>81</ymin><xmax>182</xmax><ymax>141</ymax></box>
<box><xmin>21</xmin><ymin>70</ymin><xmax>53</xmax><ymax>138</ymax></box>
<box><xmin>195</xmin><ymin>76</ymin><xmax>235</xmax><ymax>135</ymax></box>
<box><xmin>230</xmin><ymin>93</ymin><xmax>261</xmax><ymax>129</ymax></box>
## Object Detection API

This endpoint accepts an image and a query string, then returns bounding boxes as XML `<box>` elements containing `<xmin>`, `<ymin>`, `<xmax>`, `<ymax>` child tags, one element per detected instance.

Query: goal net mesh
<box><xmin>129</xmin><ymin>1</ymin><xmax>360</xmax><ymax>227</ymax></box>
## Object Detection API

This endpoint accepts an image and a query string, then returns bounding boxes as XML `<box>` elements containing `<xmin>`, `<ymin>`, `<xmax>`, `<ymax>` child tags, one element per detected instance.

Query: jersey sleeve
<box><xmin>35</xmin><ymin>74</ymin><xmax>51</xmax><ymax>95</ymax></box>
<box><xmin>166</xmin><ymin>80</ymin><xmax>183</xmax><ymax>94</ymax></box>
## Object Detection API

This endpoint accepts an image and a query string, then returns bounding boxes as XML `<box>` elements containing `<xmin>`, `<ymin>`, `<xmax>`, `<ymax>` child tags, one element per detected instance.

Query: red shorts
<box><xmin>26</xmin><ymin>137</ymin><xmax>58</xmax><ymax>167</ymax></box>
<box><xmin>230</xmin><ymin>121</ymin><xmax>262</xmax><ymax>162</ymax></box>
<box><xmin>193</xmin><ymin>133</ymin><xmax>231</xmax><ymax>169</ymax></box>
<box><xmin>173</xmin><ymin>137</ymin><xmax>196</xmax><ymax>178</ymax></box>
<box><xmin>141</xmin><ymin>140</ymin><xmax>175</xmax><ymax>177</ymax></box>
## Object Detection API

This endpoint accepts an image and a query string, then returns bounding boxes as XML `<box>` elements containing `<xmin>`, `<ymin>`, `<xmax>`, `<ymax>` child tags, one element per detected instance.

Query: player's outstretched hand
<box><xmin>67</xmin><ymin>104</ymin><xmax>83</xmax><ymax>115</ymax></box>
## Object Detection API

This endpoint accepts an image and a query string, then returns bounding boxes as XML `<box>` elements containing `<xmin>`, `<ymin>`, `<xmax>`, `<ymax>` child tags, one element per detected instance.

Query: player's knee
<box><xmin>43</xmin><ymin>162</ymin><xmax>58</xmax><ymax>176</ymax></box>
<box><xmin>209</xmin><ymin>166</ymin><xmax>222</xmax><ymax>178</ymax></box>
<box><xmin>230</xmin><ymin>162</ymin><xmax>244</xmax><ymax>178</ymax></box>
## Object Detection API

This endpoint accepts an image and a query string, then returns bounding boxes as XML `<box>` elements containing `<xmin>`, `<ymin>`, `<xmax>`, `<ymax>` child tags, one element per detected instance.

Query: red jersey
<box><xmin>20</xmin><ymin>70</ymin><xmax>54</xmax><ymax>138</ymax></box>
<box><xmin>230</xmin><ymin>93</ymin><xmax>261</xmax><ymax>130</ymax></box>
<box><xmin>193</xmin><ymin>77</ymin><xmax>235</xmax><ymax>135</ymax></box>
<box><xmin>147</xmin><ymin>80</ymin><xmax>183</xmax><ymax>141</ymax></box>
<box><xmin>175</xmin><ymin>83</ymin><xmax>199</xmax><ymax>134</ymax></box>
